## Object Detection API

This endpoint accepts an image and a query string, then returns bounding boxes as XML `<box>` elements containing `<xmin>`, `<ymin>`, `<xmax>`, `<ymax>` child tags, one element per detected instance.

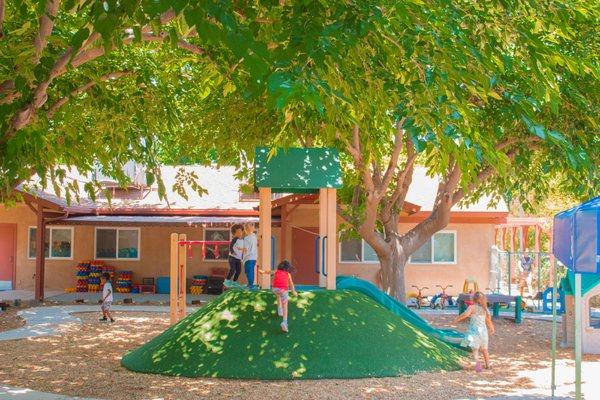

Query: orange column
<box><xmin>521</xmin><ymin>226</ymin><xmax>530</xmax><ymax>252</ymax></box>
<box><xmin>178</xmin><ymin>233</ymin><xmax>187</xmax><ymax>321</ymax></box>
<box><xmin>319</xmin><ymin>188</ymin><xmax>327</xmax><ymax>287</ymax></box>
<box><xmin>259</xmin><ymin>188</ymin><xmax>272</xmax><ymax>289</ymax></box>
<box><xmin>280</xmin><ymin>204</ymin><xmax>287</xmax><ymax>262</ymax></box>
<box><xmin>169</xmin><ymin>233</ymin><xmax>178</xmax><ymax>324</ymax></box>
<box><xmin>325</xmin><ymin>188</ymin><xmax>337</xmax><ymax>289</ymax></box>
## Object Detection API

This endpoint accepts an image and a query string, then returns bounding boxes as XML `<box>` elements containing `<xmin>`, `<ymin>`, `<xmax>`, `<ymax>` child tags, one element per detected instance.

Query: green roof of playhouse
<box><xmin>254</xmin><ymin>147</ymin><xmax>342</xmax><ymax>193</ymax></box>
<box><xmin>560</xmin><ymin>270</ymin><xmax>600</xmax><ymax>297</ymax></box>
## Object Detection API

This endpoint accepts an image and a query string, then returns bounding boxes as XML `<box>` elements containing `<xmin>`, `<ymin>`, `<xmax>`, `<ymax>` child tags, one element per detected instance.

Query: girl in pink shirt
<box><xmin>259</xmin><ymin>260</ymin><xmax>297</xmax><ymax>332</ymax></box>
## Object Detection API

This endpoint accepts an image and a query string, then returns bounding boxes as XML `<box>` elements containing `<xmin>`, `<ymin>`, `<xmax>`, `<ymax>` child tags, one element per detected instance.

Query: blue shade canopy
<box><xmin>254</xmin><ymin>147</ymin><xmax>342</xmax><ymax>193</ymax></box>
<box><xmin>553</xmin><ymin>196</ymin><xmax>600</xmax><ymax>274</ymax></box>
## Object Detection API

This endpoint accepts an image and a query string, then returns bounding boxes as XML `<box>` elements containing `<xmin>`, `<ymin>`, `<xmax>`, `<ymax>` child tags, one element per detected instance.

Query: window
<box><xmin>409</xmin><ymin>231</ymin><xmax>456</xmax><ymax>264</ymax></box>
<box><xmin>203</xmin><ymin>228</ymin><xmax>230</xmax><ymax>260</ymax></box>
<box><xmin>28</xmin><ymin>227</ymin><xmax>73</xmax><ymax>259</ymax></box>
<box><xmin>590</xmin><ymin>294</ymin><xmax>600</xmax><ymax>329</ymax></box>
<box><xmin>340</xmin><ymin>238</ymin><xmax>379</xmax><ymax>263</ymax></box>
<box><xmin>95</xmin><ymin>228</ymin><xmax>140</xmax><ymax>260</ymax></box>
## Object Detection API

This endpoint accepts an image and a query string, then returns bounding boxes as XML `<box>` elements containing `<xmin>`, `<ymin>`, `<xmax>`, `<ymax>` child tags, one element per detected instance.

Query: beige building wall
<box><xmin>281</xmin><ymin>205</ymin><xmax>495</xmax><ymax>296</ymax></box>
<box><xmin>0</xmin><ymin>205</ymin><xmax>282</xmax><ymax>291</ymax></box>
<box><xmin>2</xmin><ymin>203</ymin><xmax>492</xmax><ymax>296</ymax></box>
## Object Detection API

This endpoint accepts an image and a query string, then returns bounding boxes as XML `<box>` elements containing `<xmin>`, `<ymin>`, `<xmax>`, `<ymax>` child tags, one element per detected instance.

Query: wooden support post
<box><xmin>170</xmin><ymin>233</ymin><xmax>179</xmax><ymax>324</ymax></box>
<box><xmin>326</xmin><ymin>188</ymin><xmax>337</xmax><ymax>290</ymax></box>
<box><xmin>259</xmin><ymin>188</ymin><xmax>272</xmax><ymax>289</ymax></box>
<box><xmin>178</xmin><ymin>233</ymin><xmax>187</xmax><ymax>321</ymax></box>
<box><xmin>318</xmin><ymin>188</ymin><xmax>327</xmax><ymax>288</ymax></box>
<box><xmin>34</xmin><ymin>205</ymin><xmax>46</xmax><ymax>301</ymax></box>
<box><xmin>280</xmin><ymin>204</ymin><xmax>287</xmax><ymax>262</ymax></box>
<box><xmin>500</xmin><ymin>227</ymin><xmax>506</xmax><ymax>251</ymax></box>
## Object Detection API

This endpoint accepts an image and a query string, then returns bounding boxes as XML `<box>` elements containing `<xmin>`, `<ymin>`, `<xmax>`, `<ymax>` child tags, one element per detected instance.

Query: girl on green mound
<box><xmin>454</xmin><ymin>291</ymin><xmax>495</xmax><ymax>372</ymax></box>
<box><xmin>259</xmin><ymin>260</ymin><xmax>297</xmax><ymax>333</ymax></box>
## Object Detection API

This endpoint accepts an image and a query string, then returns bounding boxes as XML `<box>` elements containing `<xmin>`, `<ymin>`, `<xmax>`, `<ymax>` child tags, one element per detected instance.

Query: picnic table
<box><xmin>457</xmin><ymin>293</ymin><xmax>523</xmax><ymax>323</ymax></box>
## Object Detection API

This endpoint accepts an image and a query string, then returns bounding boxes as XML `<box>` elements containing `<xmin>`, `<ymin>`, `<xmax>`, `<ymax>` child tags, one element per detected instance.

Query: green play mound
<box><xmin>121</xmin><ymin>289</ymin><xmax>465</xmax><ymax>379</ymax></box>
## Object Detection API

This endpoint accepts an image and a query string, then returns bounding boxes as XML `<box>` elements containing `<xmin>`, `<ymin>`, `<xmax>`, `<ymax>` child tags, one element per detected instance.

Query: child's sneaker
<box><xmin>281</xmin><ymin>321</ymin><xmax>288</xmax><ymax>333</ymax></box>
<box><xmin>224</xmin><ymin>279</ymin><xmax>231</xmax><ymax>287</ymax></box>
<box><xmin>99</xmin><ymin>317</ymin><xmax>107</xmax><ymax>322</ymax></box>
<box><xmin>475</xmin><ymin>361</ymin><xmax>483</xmax><ymax>373</ymax></box>
<box><xmin>110</xmin><ymin>318</ymin><xmax>115</xmax><ymax>323</ymax></box>
<box><xmin>277</xmin><ymin>306</ymin><xmax>283</xmax><ymax>316</ymax></box>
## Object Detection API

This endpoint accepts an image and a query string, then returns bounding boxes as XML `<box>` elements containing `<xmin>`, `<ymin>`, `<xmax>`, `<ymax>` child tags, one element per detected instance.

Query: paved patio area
<box><xmin>0</xmin><ymin>305</ymin><xmax>197</xmax><ymax>341</ymax></box>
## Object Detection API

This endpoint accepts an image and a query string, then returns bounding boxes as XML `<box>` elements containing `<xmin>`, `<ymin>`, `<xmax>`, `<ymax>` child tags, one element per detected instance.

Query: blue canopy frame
<box><xmin>553</xmin><ymin>196</ymin><xmax>600</xmax><ymax>274</ymax></box>
<box><xmin>551</xmin><ymin>195</ymin><xmax>600</xmax><ymax>400</ymax></box>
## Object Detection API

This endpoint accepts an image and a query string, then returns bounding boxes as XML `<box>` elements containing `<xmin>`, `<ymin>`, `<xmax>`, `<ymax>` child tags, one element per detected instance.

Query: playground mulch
<box><xmin>0</xmin><ymin>308</ymin><xmax>24</xmax><ymax>332</ymax></box>
<box><xmin>121</xmin><ymin>289</ymin><xmax>464</xmax><ymax>379</ymax></box>
<box><xmin>0</xmin><ymin>308</ymin><xmax>599</xmax><ymax>399</ymax></box>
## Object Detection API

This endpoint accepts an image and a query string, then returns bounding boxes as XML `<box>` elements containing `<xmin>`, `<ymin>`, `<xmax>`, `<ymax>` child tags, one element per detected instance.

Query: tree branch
<box><xmin>33</xmin><ymin>0</ymin><xmax>61</xmax><ymax>65</ymax></box>
<box><xmin>0</xmin><ymin>0</ymin><xmax>5</xmax><ymax>39</ymax></box>
<box><xmin>381</xmin><ymin>118</ymin><xmax>406</xmax><ymax>190</ymax></box>
<box><xmin>2</xmin><ymin>28</ymin><xmax>211</xmax><ymax>145</ymax></box>
<box><xmin>46</xmin><ymin>71</ymin><xmax>132</xmax><ymax>118</ymax></box>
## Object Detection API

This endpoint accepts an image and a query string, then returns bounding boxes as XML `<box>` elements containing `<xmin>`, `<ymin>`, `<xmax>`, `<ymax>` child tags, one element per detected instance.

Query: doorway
<box><xmin>0</xmin><ymin>224</ymin><xmax>16</xmax><ymax>290</ymax></box>
<box><xmin>291</xmin><ymin>226</ymin><xmax>320</xmax><ymax>285</ymax></box>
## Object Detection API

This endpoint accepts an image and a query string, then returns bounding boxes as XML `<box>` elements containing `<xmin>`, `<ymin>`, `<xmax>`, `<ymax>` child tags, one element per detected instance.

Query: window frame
<box><xmin>202</xmin><ymin>227</ymin><xmax>231</xmax><ymax>262</ymax></box>
<box><xmin>409</xmin><ymin>230</ymin><xmax>457</xmax><ymax>265</ymax></box>
<box><xmin>94</xmin><ymin>227</ymin><xmax>141</xmax><ymax>261</ymax></box>
<box><xmin>338</xmin><ymin>238</ymin><xmax>380</xmax><ymax>264</ymax></box>
<box><xmin>28</xmin><ymin>226</ymin><xmax>74</xmax><ymax>260</ymax></box>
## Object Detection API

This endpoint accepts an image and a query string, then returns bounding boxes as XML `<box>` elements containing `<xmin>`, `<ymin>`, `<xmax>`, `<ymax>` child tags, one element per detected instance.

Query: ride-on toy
<box><xmin>430</xmin><ymin>285</ymin><xmax>453</xmax><ymax>309</ymax></box>
<box><xmin>410</xmin><ymin>285</ymin><xmax>429</xmax><ymax>309</ymax></box>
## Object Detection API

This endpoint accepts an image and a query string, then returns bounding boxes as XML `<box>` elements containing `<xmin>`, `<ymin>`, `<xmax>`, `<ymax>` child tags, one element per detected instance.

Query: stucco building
<box><xmin>0</xmin><ymin>165</ymin><xmax>507</xmax><ymax>298</ymax></box>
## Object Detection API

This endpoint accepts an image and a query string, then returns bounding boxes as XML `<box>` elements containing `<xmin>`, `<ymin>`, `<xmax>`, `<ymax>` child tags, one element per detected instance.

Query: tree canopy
<box><xmin>1</xmin><ymin>0</ymin><xmax>598</xmax><ymax>299</ymax></box>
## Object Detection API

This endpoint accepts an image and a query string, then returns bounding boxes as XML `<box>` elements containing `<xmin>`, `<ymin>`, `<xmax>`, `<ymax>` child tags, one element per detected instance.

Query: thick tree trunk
<box><xmin>379</xmin><ymin>241</ymin><xmax>409</xmax><ymax>302</ymax></box>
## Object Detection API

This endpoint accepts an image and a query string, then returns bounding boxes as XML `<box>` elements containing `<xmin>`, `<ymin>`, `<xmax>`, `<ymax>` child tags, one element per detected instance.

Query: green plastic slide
<box><xmin>336</xmin><ymin>276</ymin><xmax>466</xmax><ymax>348</ymax></box>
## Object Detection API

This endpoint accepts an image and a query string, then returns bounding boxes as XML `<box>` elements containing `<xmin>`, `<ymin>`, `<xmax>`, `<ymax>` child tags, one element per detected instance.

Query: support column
<box><xmin>574</xmin><ymin>273</ymin><xmax>582</xmax><ymax>400</ymax></box>
<box><xmin>259</xmin><ymin>188</ymin><xmax>272</xmax><ymax>289</ymax></box>
<box><xmin>169</xmin><ymin>233</ymin><xmax>178</xmax><ymax>324</ymax></box>
<box><xmin>318</xmin><ymin>188</ymin><xmax>327</xmax><ymax>288</ymax></box>
<box><xmin>34</xmin><ymin>205</ymin><xmax>46</xmax><ymax>301</ymax></box>
<box><xmin>325</xmin><ymin>188</ymin><xmax>337</xmax><ymax>289</ymax></box>
<box><xmin>178</xmin><ymin>233</ymin><xmax>187</xmax><ymax>321</ymax></box>
<box><xmin>280</xmin><ymin>204</ymin><xmax>287</xmax><ymax>262</ymax></box>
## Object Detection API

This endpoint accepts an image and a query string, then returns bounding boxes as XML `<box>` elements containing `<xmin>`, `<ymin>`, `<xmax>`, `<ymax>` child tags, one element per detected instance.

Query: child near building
<box><xmin>454</xmin><ymin>291</ymin><xmax>495</xmax><ymax>372</ymax></box>
<box><xmin>224</xmin><ymin>224</ymin><xmax>245</xmax><ymax>287</ymax></box>
<box><xmin>242</xmin><ymin>223</ymin><xmax>258</xmax><ymax>288</ymax></box>
<box><xmin>259</xmin><ymin>260</ymin><xmax>297</xmax><ymax>333</ymax></box>
<box><xmin>100</xmin><ymin>272</ymin><xmax>115</xmax><ymax>323</ymax></box>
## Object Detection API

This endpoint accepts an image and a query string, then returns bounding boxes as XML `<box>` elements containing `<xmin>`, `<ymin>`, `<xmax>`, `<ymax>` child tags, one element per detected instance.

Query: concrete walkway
<box><xmin>0</xmin><ymin>305</ymin><xmax>197</xmax><ymax>341</ymax></box>
<box><xmin>0</xmin><ymin>386</ymin><xmax>96</xmax><ymax>399</ymax></box>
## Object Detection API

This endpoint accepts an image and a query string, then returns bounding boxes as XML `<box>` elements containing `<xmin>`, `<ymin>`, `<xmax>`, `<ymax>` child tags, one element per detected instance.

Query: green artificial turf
<box><xmin>121</xmin><ymin>289</ymin><xmax>465</xmax><ymax>379</ymax></box>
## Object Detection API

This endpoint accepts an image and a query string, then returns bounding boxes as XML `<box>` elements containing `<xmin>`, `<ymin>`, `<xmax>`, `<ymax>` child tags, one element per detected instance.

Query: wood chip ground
<box><xmin>0</xmin><ymin>310</ymin><xmax>597</xmax><ymax>399</ymax></box>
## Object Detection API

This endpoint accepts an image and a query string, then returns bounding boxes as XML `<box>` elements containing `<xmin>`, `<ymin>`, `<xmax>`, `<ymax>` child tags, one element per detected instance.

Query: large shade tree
<box><xmin>1</xmin><ymin>1</ymin><xmax>598</xmax><ymax>300</ymax></box>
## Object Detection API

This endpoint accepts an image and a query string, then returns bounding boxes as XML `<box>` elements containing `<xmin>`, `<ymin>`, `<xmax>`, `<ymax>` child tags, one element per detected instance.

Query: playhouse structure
<box><xmin>552</xmin><ymin>195</ymin><xmax>600</xmax><ymax>399</ymax></box>
<box><xmin>253</xmin><ymin>147</ymin><xmax>342</xmax><ymax>290</ymax></box>
<box><xmin>168</xmin><ymin>147</ymin><xmax>342</xmax><ymax>323</ymax></box>
<box><xmin>561</xmin><ymin>272</ymin><xmax>600</xmax><ymax>354</ymax></box>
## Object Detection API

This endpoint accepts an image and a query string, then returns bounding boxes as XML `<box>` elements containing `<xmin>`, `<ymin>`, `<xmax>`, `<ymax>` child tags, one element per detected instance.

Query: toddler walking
<box><xmin>454</xmin><ymin>291</ymin><xmax>495</xmax><ymax>372</ymax></box>
<box><xmin>259</xmin><ymin>260</ymin><xmax>297</xmax><ymax>333</ymax></box>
